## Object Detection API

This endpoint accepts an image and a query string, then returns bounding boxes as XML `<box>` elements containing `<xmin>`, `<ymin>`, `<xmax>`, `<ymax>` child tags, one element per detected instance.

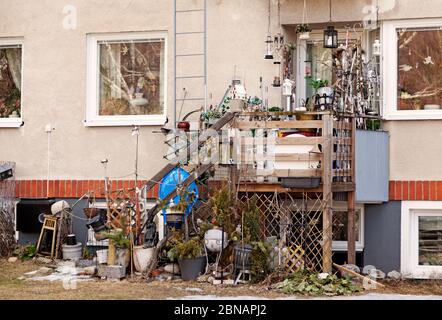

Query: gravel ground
<box><xmin>1</xmin><ymin>259</ymin><xmax>442</xmax><ymax>300</ymax></box>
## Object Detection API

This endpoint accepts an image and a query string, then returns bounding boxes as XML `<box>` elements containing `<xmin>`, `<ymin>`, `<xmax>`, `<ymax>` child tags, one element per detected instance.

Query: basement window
<box><xmin>0</xmin><ymin>38</ymin><xmax>22</xmax><ymax>128</ymax></box>
<box><xmin>86</xmin><ymin>32</ymin><xmax>167</xmax><ymax>126</ymax></box>
<box><xmin>332</xmin><ymin>205</ymin><xmax>364</xmax><ymax>252</ymax></box>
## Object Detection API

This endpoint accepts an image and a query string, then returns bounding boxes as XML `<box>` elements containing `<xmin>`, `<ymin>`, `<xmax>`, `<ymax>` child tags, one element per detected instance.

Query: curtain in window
<box><xmin>5</xmin><ymin>48</ymin><xmax>21</xmax><ymax>91</ymax></box>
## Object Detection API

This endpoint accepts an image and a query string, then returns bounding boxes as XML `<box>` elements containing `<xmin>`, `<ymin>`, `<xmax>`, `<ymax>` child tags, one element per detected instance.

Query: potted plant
<box><xmin>201</xmin><ymin>102</ymin><xmax>229</xmax><ymax>125</ymax></box>
<box><xmin>307</xmin><ymin>76</ymin><xmax>333</xmax><ymax>110</ymax></box>
<box><xmin>246</xmin><ymin>96</ymin><xmax>263</xmax><ymax>112</ymax></box>
<box><xmin>102</xmin><ymin>228</ymin><xmax>130</xmax><ymax>267</ymax></box>
<box><xmin>297</xmin><ymin>24</ymin><xmax>312</xmax><ymax>40</ymax></box>
<box><xmin>167</xmin><ymin>236</ymin><xmax>206</xmax><ymax>281</ymax></box>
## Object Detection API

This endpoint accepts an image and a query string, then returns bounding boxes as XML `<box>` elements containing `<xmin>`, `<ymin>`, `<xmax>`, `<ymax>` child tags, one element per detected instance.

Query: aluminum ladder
<box><xmin>173</xmin><ymin>0</ymin><xmax>208</xmax><ymax>127</ymax></box>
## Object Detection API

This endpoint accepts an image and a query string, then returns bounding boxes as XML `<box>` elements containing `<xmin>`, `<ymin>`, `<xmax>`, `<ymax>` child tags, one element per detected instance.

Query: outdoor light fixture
<box><xmin>0</xmin><ymin>163</ymin><xmax>13</xmax><ymax>181</ymax></box>
<box><xmin>265</xmin><ymin>35</ymin><xmax>274</xmax><ymax>60</ymax></box>
<box><xmin>264</xmin><ymin>0</ymin><xmax>273</xmax><ymax>60</ymax></box>
<box><xmin>282</xmin><ymin>79</ymin><xmax>296</xmax><ymax>111</ymax></box>
<box><xmin>323</xmin><ymin>0</ymin><xmax>338</xmax><ymax>49</ymax></box>
<box><xmin>324</xmin><ymin>26</ymin><xmax>338</xmax><ymax>49</ymax></box>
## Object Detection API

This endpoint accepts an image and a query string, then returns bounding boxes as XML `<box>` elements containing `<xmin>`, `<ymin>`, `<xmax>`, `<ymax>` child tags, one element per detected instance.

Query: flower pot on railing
<box><xmin>316</xmin><ymin>87</ymin><xmax>334</xmax><ymax>111</ymax></box>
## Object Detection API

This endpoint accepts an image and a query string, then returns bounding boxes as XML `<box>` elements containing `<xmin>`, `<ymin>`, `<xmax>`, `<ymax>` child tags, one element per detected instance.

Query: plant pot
<box><xmin>207</xmin><ymin>118</ymin><xmax>219</xmax><ymax>125</ymax></box>
<box><xmin>66</xmin><ymin>234</ymin><xmax>77</xmax><ymax>246</ymax></box>
<box><xmin>178</xmin><ymin>256</ymin><xmax>207</xmax><ymax>281</ymax></box>
<box><xmin>62</xmin><ymin>242</ymin><xmax>83</xmax><ymax>261</ymax></box>
<box><xmin>281</xmin><ymin>177</ymin><xmax>321</xmax><ymax>189</ymax></box>
<box><xmin>177</xmin><ymin>121</ymin><xmax>190</xmax><ymax>132</ymax></box>
<box><xmin>96</xmin><ymin>249</ymin><xmax>108</xmax><ymax>264</ymax></box>
<box><xmin>299</xmin><ymin>32</ymin><xmax>310</xmax><ymax>40</ymax></box>
<box><xmin>115</xmin><ymin>247</ymin><xmax>130</xmax><ymax>268</ymax></box>
<box><xmin>316</xmin><ymin>87</ymin><xmax>334</xmax><ymax>110</ymax></box>
<box><xmin>133</xmin><ymin>246</ymin><xmax>155</xmax><ymax>272</ymax></box>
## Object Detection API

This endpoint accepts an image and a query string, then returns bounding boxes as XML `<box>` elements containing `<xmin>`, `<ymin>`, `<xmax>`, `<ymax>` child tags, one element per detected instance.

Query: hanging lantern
<box><xmin>282</xmin><ymin>79</ymin><xmax>294</xmax><ymax>96</ymax></box>
<box><xmin>265</xmin><ymin>35</ymin><xmax>274</xmax><ymax>60</ymax></box>
<box><xmin>372</xmin><ymin>39</ymin><xmax>381</xmax><ymax>56</ymax></box>
<box><xmin>323</xmin><ymin>26</ymin><xmax>338</xmax><ymax>49</ymax></box>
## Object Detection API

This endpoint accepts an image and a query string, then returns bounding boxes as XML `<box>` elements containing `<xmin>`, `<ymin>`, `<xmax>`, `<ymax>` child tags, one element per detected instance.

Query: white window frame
<box><xmin>382</xmin><ymin>19</ymin><xmax>442</xmax><ymax>120</ymax></box>
<box><xmin>0</xmin><ymin>38</ymin><xmax>24</xmax><ymax>128</ymax></box>
<box><xmin>332</xmin><ymin>203</ymin><xmax>365</xmax><ymax>252</ymax></box>
<box><xmin>401</xmin><ymin>201</ymin><xmax>442</xmax><ymax>279</ymax></box>
<box><xmin>85</xmin><ymin>32</ymin><xmax>168</xmax><ymax>127</ymax></box>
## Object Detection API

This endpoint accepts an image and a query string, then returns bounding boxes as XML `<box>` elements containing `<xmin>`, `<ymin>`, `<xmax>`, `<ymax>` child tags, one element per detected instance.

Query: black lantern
<box><xmin>323</xmin><ymin>26</ymin><xmax>338</xmax><ymax>49</ymax></box>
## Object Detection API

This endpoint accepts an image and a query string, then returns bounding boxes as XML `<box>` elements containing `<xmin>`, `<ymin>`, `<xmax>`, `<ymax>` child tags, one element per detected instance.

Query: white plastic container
<box><xmin>133</xmin><ymin>246</ymin><xmax>155</xmax><ymax>272</ymax></box>
<box><xmin>96</xmin><ymin>249</ymin><xmax>108</xmax><ymax>264</ymax></box>
<box><xmin>62</xmin><ymin>242</ymin><xmax>82</xmax><ymax>261</ymax></box>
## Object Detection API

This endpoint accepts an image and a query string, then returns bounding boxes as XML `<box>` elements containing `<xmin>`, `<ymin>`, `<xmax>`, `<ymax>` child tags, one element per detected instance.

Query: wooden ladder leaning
<box><xmin>36</xmin><ymin>215</ymin><xmax>58</xmax><ymax>259</ymax></box>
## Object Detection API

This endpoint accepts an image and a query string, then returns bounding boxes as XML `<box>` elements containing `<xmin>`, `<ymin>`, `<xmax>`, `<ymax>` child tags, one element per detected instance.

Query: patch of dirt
<box><xmin>378</xmin><ymin>279</ymin><xmax>442</xmax><ymax>296</ymax></box>
<box><xmin>1</xmin><ymin>259</ymin><xmax>442</xmax><ymax>299</ymax></box>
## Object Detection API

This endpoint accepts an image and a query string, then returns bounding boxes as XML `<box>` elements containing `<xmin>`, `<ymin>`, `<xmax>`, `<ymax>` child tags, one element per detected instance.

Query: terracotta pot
<box><xmin>177</xmin><ymin>121</ymin><xmax>190</xmax><ymax>132</ymax></box>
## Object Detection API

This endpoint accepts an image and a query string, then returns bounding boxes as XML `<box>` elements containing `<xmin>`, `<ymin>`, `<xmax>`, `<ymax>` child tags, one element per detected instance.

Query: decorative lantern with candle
<box><xmin>324</xmin><ymin>26</ymin><xmax>338</xmax><ymax>49</ymax></box>
<box><xmin>372</xmin><ymin>39</ymin><xmax>381</xmax><ymax>56</ymax></box>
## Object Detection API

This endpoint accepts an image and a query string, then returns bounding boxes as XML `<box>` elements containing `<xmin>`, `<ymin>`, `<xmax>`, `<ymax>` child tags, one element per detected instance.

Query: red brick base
<box><xmin>389</xmin><ymin>181</ymin><xmax>442</xmax><ymax>201</ymax></box>
<box><xmin>11</xmin><ymin>179</ymin><xmax>442</xmax><ymax>201</ymax></box>
<box><xmin>14</xmin><ymin>180</ymin><xmax>158</xmax><ymax>199</ymax></box>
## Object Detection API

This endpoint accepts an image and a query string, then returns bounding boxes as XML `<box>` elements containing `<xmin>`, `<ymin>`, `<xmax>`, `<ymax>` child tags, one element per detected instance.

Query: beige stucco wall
<box><xmin>0</xmin><ymin>0</ymin><xmax>281</xmax><ymax>180</ymax></box>
<box><xmin>0</xmin><ymin>0</ymin><xmax>441</xmax><ymax>181</ymax></box>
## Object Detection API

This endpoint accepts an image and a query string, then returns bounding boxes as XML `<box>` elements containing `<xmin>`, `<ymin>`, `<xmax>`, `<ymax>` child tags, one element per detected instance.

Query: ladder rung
<box><xmin>176</xmin><ymin>53</ymin><xmax>204</xmax><ymax>57</ymax></box>
<box><xmin>176</xmin><ymin>76</ymin><xmax>205</xmax><ymax>79</ymax></box>
<box><xmin>176</xmin><ymin>31</ymin><xmax>205</xmax><ymax>35</ymax></box>
<box><xmin>176</xmin><ymin>9</ymin><xmax>204</xmax><ymax>13</ymax></box>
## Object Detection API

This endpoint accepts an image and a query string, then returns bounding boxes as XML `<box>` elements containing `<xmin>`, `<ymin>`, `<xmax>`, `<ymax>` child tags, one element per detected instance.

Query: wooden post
<box><xmin>347</xmin><ymin>116</ymin><xmax>357</xmax><ymax>264</ymax></box>
<box><xmin>347</xmin><ymin>191</ymin><xmax>356</xmax><ymax>264</ymax></box>
<box><xmin>322</xmin><ymin>114</ymin><xmax>333</xmax><ymax>273</ymax></box>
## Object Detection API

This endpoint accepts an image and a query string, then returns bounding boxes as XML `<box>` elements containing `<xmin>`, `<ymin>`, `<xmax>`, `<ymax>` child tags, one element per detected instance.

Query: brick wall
<box><xmin>12</xmin><ymin>179</ymin><xmax>442</xmax><ymax>201</ymax></box>
<box><xmin>389</xmin><ymin>181</ymin><xmax>442</xmax><ymax>201</ymax></box>
<box><xmin>14</xmin><ymin>180</ymin><xmax>158</xmax><ymax>198</ymax></box>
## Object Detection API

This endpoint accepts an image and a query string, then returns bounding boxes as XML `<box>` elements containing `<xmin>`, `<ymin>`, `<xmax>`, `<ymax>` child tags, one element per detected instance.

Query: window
<box><xmin>0</xmin><ymin>38</ymin><xmax>22</xmax><ymax>127</ymax></box>
<box><xmin>383</xmin><ymin>19</ymin><xmax>442</xmax><ymax>119</ymax></box>
<box><xmin>332</xmin><ymin>204</ymin><xmax>364</xmax><ymax>252</ymax></box>
<box><xmin>418</xmin><ymin>216</ymin><xmax>442</xmax><ymax>266</ymax></box>
<box><xmin>401</xmin><ymin>201</ymin><xmax>442</xmax><ymax>279</ymax></box>
<box><xmin>86</xmin><ymin>32</ymin><xmax>167</xmax><ymax>126</ymax></box>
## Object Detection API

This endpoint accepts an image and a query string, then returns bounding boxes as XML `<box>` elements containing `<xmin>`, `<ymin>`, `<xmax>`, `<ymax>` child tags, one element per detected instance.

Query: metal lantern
<box><xmin>282</xmin><ymin>79</ymin><xmax>295</xmax><ymax>111</ymax></box>
<box><xmin>265</xmin><ymin>35</ymin><xmax>274</xmax><ymax>59</ymax></box>
<box><xmin>373</xmin><ymin>39</ymin><xmax>381</xmax><ymax>56</ymax></box>
<box><xmin>323</xmin><ymin>26</ymin><xmax>338</xmax><ymax>49</ymax></box>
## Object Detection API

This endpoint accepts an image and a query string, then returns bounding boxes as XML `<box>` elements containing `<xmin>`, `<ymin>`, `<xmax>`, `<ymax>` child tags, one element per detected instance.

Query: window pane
<box><xmin>0</xmin><ymin>46</ymin><xmax>22</xmax><ymax>118</ymax></box>
<box><xmin>332</xmin><ymin>210</ymin><xmax>360</xmax><ymax>242</ymax></box>
<box><xmin>419</xmin><ymin>216</ymin><xmax>442</xmax><ymax>266</ymax></box>
<box><xmin>98</xmin><ymin>39</ymin><xmax>164</xmax><ymax>116</ymax></box>
<box><xmin>397</xmin><ymin>29</ymin><xmax>442</xmax><ymax>110</ymax></box>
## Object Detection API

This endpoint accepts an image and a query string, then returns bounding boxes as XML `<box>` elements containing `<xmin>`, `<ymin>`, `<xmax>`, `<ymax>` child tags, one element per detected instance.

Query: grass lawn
<box><xmin>0</xmin><ymin>259</ymin><xmax>441</xmax><ymax>300</ymax></box>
